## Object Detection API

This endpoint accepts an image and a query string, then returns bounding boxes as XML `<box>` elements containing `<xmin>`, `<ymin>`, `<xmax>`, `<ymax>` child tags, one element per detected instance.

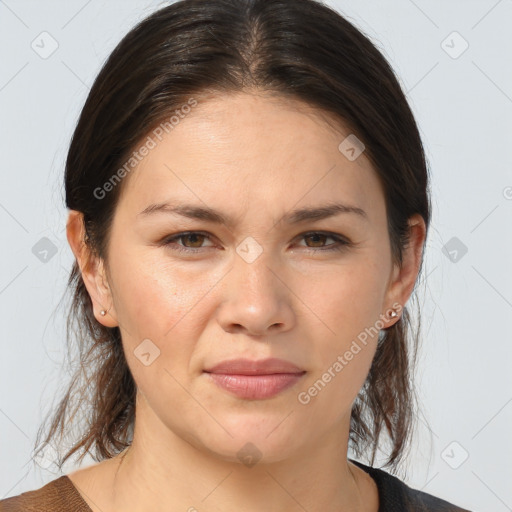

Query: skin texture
<box><xmin>66</xmin><ymin>91</ymin><xmax>426</xmax><ymax>512</ymax></box>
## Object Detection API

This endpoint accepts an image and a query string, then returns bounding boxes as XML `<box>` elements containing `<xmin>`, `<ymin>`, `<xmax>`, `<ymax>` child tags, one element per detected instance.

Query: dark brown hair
<box><xmin>35</xmin><ymin>0</ymin><xmax>431</xmax><ymax>474</ymax></box>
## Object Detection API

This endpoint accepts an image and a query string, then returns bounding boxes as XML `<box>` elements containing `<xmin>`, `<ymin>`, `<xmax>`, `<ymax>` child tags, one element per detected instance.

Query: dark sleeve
<box><xmin>404</xmin><ymin>488</ymin><xmax>472</xmax><ymax>512</ymax></box>
<box><xmin>400</xmin><ymin>485</ymin><xmax>473</xmax><ymax>511</ymax></box>
<box><xmin>388</xmin><ymin>472</ymin><xmax>473</xmax><ymax>512</ymax></box>
<box><xmin>349</xmin><ymin>458</ymin><xmax>474</xmax><ymax>512</ymax></box>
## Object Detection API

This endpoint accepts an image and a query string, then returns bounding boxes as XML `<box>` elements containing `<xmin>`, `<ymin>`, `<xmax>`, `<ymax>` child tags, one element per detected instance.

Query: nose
<box><xmin>216</xmin><ymin>250</ymin><xmax>295</xmax><ymax>337</ymax></box>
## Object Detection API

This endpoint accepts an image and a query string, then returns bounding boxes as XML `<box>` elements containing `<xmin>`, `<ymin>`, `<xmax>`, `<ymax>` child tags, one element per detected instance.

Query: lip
<box><xmin>204</xmin><ymin>357</ymin><xmax>304</xmax><ymax>375</ymax></box>
<box><xmin>203</xmin><ymin>358</ymin><xmax>306</xmax><ymax>400</ymax></box>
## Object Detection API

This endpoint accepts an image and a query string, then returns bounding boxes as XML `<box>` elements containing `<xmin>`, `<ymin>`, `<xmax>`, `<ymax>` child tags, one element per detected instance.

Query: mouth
<box><xmin>203</xmin><ymin>358</ymin><xmax>306</xmax><ymax>400</ymax></box>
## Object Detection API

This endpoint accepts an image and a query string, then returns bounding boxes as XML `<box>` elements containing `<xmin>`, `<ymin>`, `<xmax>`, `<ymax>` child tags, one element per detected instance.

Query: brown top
<box><xmin>0</xmin><ymin>476</ymin><xmax>92</xmax><ymax>512</ymax></box>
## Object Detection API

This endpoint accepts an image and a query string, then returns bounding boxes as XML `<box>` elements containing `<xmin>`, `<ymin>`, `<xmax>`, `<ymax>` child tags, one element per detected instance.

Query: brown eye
<box><xmin>178</xmin><ymin>233</ymin><xmax>207</xmax><ymax>248</ymax></box>
<box><xmin>297</xmin><ymin>232</ymin><xmax>350</xmax><ymax>252</ymax></box>
<box><xmin>160</xmin><ymin>231</ymin><xmax>215</xmax><ymax>253</ymax></box>
<box><xmin>160</xmin><ymin>230</ymin><xmax>351</xmax><ymax>255</ymax></box>
<box><xmin>303</xmin><ymin>233</ymin><xmax>330</xmax><ymax>247</ymax></box>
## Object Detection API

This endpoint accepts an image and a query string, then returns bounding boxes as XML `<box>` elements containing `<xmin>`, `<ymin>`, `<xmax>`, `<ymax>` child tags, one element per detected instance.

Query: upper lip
<box><xmin>204</xmin><ymin>358</ymin><xmax>305</xmax><ymax>375</ymax></box>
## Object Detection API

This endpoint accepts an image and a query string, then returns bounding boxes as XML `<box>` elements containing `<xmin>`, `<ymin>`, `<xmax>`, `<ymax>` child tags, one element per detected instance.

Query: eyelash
<box><xmin>159</xmin><ymin>231</ymin><xmax>352</xmax><ymax>254</ymax></box>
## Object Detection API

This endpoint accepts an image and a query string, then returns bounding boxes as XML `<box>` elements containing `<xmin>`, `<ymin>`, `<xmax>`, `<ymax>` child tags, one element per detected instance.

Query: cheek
<box><xmin>293</xmin><ymin>256</ymin><xmax>386</xmax><ymax>404</ymax></box>
<box><xmin>109</xmin><ymin>248</ymin><xmax>220</xmax><ymax>338</ymax></box>
<box><xmin>296</xmin><ymin>256</ymin><xmax>388</xmax><ymax>340</ymax></box>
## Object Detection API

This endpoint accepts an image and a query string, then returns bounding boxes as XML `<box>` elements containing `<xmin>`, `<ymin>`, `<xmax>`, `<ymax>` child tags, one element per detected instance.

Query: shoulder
<box><xmin>0</xmin><ymin>475</ymin><xmax>90</xmax><ymax>512</ymax></box>
<box><xmin>349</xmin><ymin>459</ymin><xmax>474</xmax><ymax>512</ymax></box>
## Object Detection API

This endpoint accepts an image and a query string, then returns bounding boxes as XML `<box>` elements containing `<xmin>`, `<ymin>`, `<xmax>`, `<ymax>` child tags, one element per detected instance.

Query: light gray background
<box><xmin>1</xmin><ymin>1</ymin><xmax>511</xmax><ymax>510</ymax></box>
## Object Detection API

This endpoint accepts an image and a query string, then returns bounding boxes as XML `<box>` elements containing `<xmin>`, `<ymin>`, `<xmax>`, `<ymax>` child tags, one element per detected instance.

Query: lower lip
<box><xmin>205</xmin><ymin>372</ymin><xmax>306</xmax><ymax>399</ymax></box>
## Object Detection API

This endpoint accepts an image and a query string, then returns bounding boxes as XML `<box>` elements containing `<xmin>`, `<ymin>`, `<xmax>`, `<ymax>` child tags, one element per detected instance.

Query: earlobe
<box><xmin>381</xmin><ymin>301</ymin><xmax>403</xmax><ymax>329</ymax></box>
<box><xmin>66</xmin><ymin>210</ymin><xmax>119</xmax><ymax>328</ymax></box>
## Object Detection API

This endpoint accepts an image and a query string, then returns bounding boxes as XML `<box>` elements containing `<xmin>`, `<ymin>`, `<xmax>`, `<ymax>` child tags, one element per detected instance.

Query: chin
<box><xmin>193</xmin><ymin>415</ymin><xmax>303</xmax><ymax>466</ymax></box>
<box><xmin>212</xmin><ymin>438</ymin><xmax>296</xmax><ymax>466</ymax></box>
<box><xmin>175</xmin><ymin>409</ymin><xmax>296</xmax><ymax>467</ymax></box>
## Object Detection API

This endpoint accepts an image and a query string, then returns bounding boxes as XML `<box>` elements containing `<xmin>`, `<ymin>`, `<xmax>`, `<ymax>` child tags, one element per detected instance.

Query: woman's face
<box><xmin>77</xmin><ymin>92</ymin><xmax>423</xmax><ymax>464</ymax></box>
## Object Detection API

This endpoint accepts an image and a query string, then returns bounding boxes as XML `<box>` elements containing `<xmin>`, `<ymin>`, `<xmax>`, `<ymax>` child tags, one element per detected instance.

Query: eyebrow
<box><xmin>137</xmin><ymin>201</ymin><xmax>368</xmax><ymax>226</ymax></box>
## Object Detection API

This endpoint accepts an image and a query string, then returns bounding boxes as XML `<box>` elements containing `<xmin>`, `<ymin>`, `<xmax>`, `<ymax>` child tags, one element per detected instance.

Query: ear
<box><xmin>382</xmin><ymin>213</ymin><xmax>427</xmax><ymax>327</ymax></box>
<box><xmin>66</xmin><ymin>210</ymin><xmax>119</xmax><ymax>328</ymax></box>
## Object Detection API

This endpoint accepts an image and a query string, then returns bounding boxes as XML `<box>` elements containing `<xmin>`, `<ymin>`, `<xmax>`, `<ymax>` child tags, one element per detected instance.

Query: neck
<box><xmin>105</xmin><ymin>402</ymin><xmax>374</xmax><ymax>512</ymax></box>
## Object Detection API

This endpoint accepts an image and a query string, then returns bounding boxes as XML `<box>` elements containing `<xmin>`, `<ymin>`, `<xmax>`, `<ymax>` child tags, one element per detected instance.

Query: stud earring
<box><xmin>100</xmin><ymin>309</ymin><xmax>107</xmax><ymax>316</ymax></box>
<box><xmin>389</xmin><ymin>309</ymin><xmax>398</xmax><ymax>318</ymax></box>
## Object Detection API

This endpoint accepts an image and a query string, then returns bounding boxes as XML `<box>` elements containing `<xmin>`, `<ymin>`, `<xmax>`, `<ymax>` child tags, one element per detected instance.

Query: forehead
<box><xmin>117</xmin><ymin>92</ymin><xmax>385</xmax><ymax>224</ymax></box>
